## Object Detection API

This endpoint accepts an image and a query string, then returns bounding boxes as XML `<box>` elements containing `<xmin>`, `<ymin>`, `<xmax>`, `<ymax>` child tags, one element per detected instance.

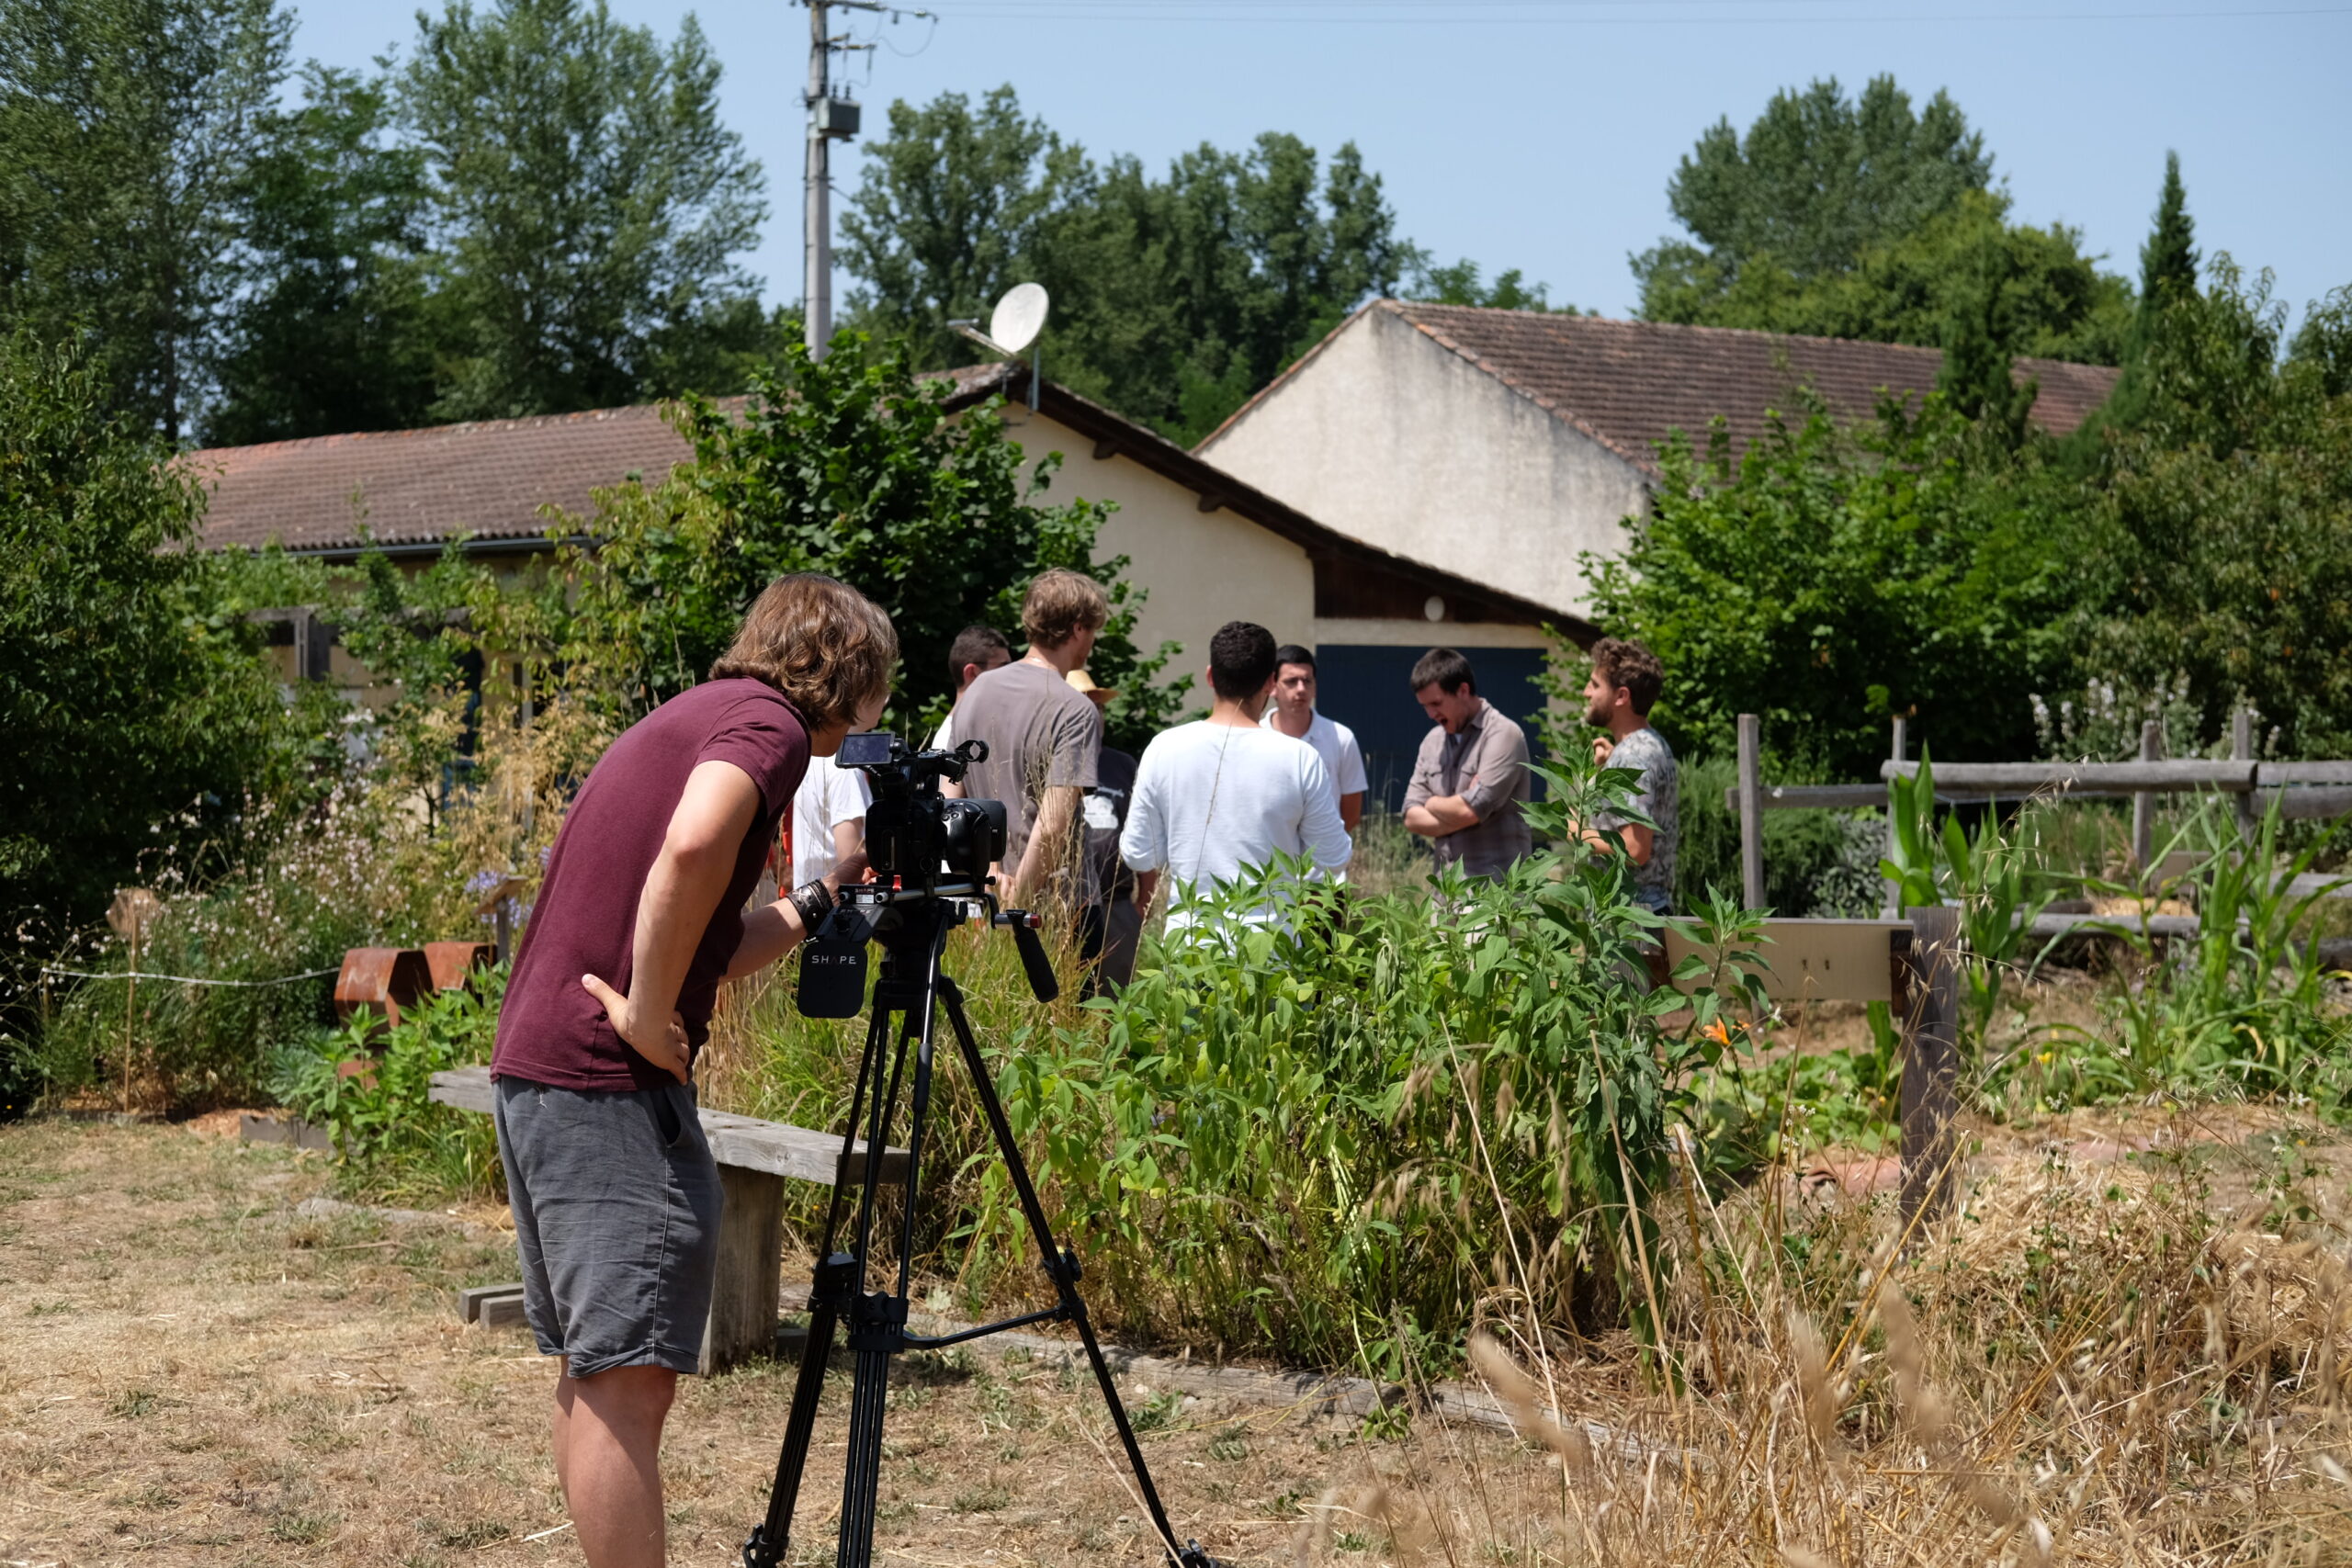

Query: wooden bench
<box><xmin>429</xmin><ymin>1064</ymin><xmax>907</xmax><ymax>1372</ymax></box>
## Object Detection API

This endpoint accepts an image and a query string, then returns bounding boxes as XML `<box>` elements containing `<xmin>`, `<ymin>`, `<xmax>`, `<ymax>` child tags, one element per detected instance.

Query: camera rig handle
<box><xmin>992</xmin><ymin>908</ymin><xmax>1060</xmax><ymax>1003</ymax></box>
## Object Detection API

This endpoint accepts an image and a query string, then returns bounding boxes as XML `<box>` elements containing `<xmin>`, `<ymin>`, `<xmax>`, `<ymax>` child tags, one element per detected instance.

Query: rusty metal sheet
<box><xmin>334</xmin><ymin>946</ymin><xmax>433</xmax><ymax>1026</ymax></box>
<box><xmin>423</xmin><ymin>941</ymin><xmax>495</xmax><ymax>991</ymax></box>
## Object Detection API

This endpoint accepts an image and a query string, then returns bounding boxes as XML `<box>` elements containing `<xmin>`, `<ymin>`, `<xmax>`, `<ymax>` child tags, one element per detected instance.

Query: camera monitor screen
<box><xmin>835</xmin><ymin>731</ymin><xmax>899</xmax><ymax>768</ymax></box>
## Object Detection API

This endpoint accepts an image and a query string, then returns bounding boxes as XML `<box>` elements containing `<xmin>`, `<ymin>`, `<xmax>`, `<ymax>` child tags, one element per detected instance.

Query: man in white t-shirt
<box><xmin>1121</xmin><ymin>621</ymin><xmax>1351</xmax><ymax>931</ymax></box>
<box><xmin>790</xmin><ymin>750</ymin><xmax>872</xmax><ymax>887</ymax></box>
<box><xmin>1262</xmin><ymin>643</ymin><xmax>1368</xmax><ymax>832</ymax></box>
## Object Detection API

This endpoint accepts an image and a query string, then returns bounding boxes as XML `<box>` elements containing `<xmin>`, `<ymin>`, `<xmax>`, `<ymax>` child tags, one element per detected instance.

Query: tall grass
<box><xmin>1309</xmin><ymin>1121</ymin><xmax>2352</xmax><ymax>1565</ymax></box>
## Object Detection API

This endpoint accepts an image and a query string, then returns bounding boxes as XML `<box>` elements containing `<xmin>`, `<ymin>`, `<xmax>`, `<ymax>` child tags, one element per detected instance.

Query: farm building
<box><xmin>184</xmin><ymin>361</ymin><xmax>1576</xmax><ymax>801</ymax></box>
<box><xmin>1196</xmin><ymin>301</ymin><xmax>2124</xmax><ymax>620</ymax></box>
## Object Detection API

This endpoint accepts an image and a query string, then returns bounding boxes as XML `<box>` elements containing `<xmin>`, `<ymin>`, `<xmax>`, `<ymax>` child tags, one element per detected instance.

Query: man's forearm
<box><xmin>1407</xmin><ymin>795</ymin><xmax>1479</xmax><ymax>837</ymax></box>
<box><xmin>1133</xmin><ymin>867</ymin><xmax>1159</xmax><ymax>920</ymax></box>
<box><xmin>724</xmin><ymin>899</ymin><xmax>809</xmax><ymax>981</ymax></box>
<box><xmin>627</xmin><ymin>840</ymin><xmax>739</xmax><ymax>1021</ymax></box>
<box><xmin>1011</xmin><ymin>786</ymin><xmax>1080</xmax><ymax>904</ymax></box>
<box><xmin>1340</xmin><ymin>792</ymin><xmax>1363</xmax><ymax>833</ymax></box>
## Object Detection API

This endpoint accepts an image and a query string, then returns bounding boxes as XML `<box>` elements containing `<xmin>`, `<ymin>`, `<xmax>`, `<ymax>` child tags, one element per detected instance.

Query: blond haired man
<box><xmin>490</xmin><ymin>574</ymin><xmax>896</xmax><ymax>1568</ymax></box>
<box><xmin>946</xmin><ymin>568</ymin><xmax>1109</xmax><ymax>910</ymax></box>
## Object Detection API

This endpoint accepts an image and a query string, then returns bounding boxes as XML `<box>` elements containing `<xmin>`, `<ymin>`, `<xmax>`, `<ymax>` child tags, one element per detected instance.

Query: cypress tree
<box><xmin>2131</xmin><ymin>151</ymin><xmax>2199</xmax><ymax>351</ymax></box>
<box><xmin>2079</xmin><ymin>152</ymin><xmax>2199</xmax><ymax>444</ymax></box>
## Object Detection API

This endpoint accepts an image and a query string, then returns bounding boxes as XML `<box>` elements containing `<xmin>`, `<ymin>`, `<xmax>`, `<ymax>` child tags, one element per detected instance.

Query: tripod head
<box><xmin>797</xmin><ymin>883</ymin><xmax>1060</xmax><ymax>1020</ymax></box>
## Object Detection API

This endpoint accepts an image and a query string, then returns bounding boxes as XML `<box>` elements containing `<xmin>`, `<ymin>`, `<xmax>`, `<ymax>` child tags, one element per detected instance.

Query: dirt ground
<box><xmin>0</xmin><ymin>1118</ymin><xmax>1539</xmax><ymax>1568</ymax></box>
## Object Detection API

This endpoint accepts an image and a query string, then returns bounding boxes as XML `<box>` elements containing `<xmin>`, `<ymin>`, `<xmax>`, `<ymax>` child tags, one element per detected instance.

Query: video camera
<box><xmin>835</xmin><ymin>733</ymin><xmax>1005</xmax><ymax>895</ymax></box>
<box><xmin>797</xmin><ymin>734</ymin><xmax>1057</xmax><ymax>1018</ymax></box>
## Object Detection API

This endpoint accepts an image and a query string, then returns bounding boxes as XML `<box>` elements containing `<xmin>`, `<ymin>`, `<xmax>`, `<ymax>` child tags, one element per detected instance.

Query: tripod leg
<box><xmin>938</xmin><ymin>978</ymin><xmax>1209</xmax><ymax>1568</ymax></box>
<box><xmin>743</xmin><ymin>1002</ymin><xmax>896</xmax><ymax>1568</ymax></box>
<box><xmin>833</xmin><ymin>1291</ymin><xmax>905</xmax><ymax>1568</ymax></box>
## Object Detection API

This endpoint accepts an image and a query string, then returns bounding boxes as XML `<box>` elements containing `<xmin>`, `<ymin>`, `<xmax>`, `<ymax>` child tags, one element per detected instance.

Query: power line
<box><xmin>938</xmin><ymin>2</ymin><xmax>2351</xmax><ymax>18</ymax></box>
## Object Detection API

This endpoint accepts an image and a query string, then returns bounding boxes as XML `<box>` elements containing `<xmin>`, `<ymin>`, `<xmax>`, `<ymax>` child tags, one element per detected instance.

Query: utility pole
<box><xmin>804</xmin><ymin>1</ymin><xmax>832</xmax><ymax>359</ymax></box>
<box><xmin>804</xmin><ymin>0</ymin><xmax>896</xmax><ymax>360</ymax></box>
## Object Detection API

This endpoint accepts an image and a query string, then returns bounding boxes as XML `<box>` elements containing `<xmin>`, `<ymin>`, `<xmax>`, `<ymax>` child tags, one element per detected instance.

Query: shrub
<box><xmin>270</xmin><ymin>971</ymin><xmax>504</xmax><ymax>1204</ymax></box>
<box><xmin>967</xmin><ymin>761</ymin><xmax>1765</xmax><ymax>1370</ymax></box>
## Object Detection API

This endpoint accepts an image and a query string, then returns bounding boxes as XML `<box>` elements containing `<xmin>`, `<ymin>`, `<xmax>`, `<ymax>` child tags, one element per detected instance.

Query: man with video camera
<box><xmin>488</xmin><ymin>572</ymin><xmax>896</xmax><ymax>1568</ymax></box>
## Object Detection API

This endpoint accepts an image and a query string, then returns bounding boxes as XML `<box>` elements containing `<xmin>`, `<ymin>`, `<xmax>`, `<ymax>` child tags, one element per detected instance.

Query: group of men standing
<box><xmin>788</xmin><ymin>569</ymin><xmax>1682</xmax><ymax>987</ymax></box>
<box><xmin>481</xmin><ymin>568</ymin><xmax>1683</xmax><ymax>1565</ymax></box>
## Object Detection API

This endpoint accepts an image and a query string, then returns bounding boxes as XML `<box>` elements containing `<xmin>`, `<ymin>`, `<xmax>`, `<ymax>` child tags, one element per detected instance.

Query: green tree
<box><xmin>205</xmin><ymin>64</ymin><xmax>439</xmax><ymax>444</ymax></box>
<box><xmin>0</xmin><ymin>0</ymin><xmax>292</xmax><ymax>439</ymax></box>
<box><xmin>1634</xmin><ymin>79</ymin><xmax>2129</xmax><ymax>367</ymax></box>
<box><xmin>556</xmin><ymin>327</ymin><xmax>1186</xmax><ymax>749</ymax></box>
<box><xmin>2290</xmin><ymin>283</ymin><xmax>2352</xmax><ymax>399</ymax></box>
<box><xmin>1406</xmin><ymin>257</ymin><xmax>1575</xmax><ymax>313</ymax></box>
<box><xmin>0</xmin><ymin>333</ymin><xmax>287</xmax><ymax>942</ymax></box>
<box><xmin>837</xmin><ymin>86</ymin><xmax>1091</xmax><ymax>374</ymax></box>
<box><xmin>2074</xmin><ymin>258</ymin><xmax>2352</xmax><ymax>756</ymax></box>
<box><xmin>842</xmin><ymin>86</ymin><xmax>1412</xmax><ymax>443</ymax></box>
<box><xmin>2091</xmin><ymin>152</ymin><xmax>2203</xmax><ymax>436</ymax></box>
<box><xmin>401</xmin><ymin>0</ymin><xmax>769</xmax><ymax>421</ymax></box>
<box><xmin>1582</xmin><ymin>396</ymin><xmax>2078</xmax><ymax>777</ymax></box>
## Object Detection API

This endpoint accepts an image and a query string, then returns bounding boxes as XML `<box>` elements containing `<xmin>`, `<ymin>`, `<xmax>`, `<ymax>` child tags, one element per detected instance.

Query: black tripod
<box><xmin>742</xmin><ymin>886</ymin><xmax>1215</xmax><ymax>1568</ymax></box>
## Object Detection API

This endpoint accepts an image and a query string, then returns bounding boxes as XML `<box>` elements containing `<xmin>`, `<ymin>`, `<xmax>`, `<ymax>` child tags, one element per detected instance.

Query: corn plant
<box><xmin>2032</xmin><ymin>797</ymin><xmax>2347</xmax><ymax>1098</ymax></box>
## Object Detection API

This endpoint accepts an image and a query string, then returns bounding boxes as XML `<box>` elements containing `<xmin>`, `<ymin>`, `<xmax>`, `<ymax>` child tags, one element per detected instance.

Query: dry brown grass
<box><xmin>0</xmin><ymin>1118</ymin><xmax>1534</xmax><ymax>1567</ymax></box>
<box><xmin>5</xmin><ymin>1102</ymin><xmax>2349</xmax><ymax>1567</ymax></box>
<box><xmin>1297</xmin><ymin>1119</ymin><xmax>2352</xmax><ymax>1568</ymax></box>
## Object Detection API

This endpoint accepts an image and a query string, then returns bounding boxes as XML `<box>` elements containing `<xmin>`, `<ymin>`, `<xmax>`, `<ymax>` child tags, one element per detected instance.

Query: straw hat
<box><xmin>1065</xmin><ymin>668</ymin><xmax>1117</xmax><ymax>704</ymax></box>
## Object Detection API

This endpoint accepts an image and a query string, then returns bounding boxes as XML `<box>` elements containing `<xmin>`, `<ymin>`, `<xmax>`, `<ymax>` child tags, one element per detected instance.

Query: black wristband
<box><xmin>789</xmin><ymin>878</ymin><xmax>835</xmax><ymax>934</ymax></box>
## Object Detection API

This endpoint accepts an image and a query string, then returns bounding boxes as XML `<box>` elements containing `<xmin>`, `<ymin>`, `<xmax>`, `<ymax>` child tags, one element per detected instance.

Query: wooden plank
<box><xmin>428</xmin><ymin>1066</ymin><xmax>908</xmax><ymax>1186</ymax></box>
<box><xmin>1661</xmin><ymin>919</ymin><xmax>1908</xmax><ymax>1004</ymax></box>
<box><xmin>701</xmin><ymin>1164</ymin><xmax>786</xmax><ymax>1373</ymax></box>
<box><xmin>1901</xmin><ymin>908</ymin><xmax>1962</xmax><ymax>1227</ymax></box>
<box><xmin>1724</xmin><ymin>784</ymin><xmax>1888</xmax><ymax>810</ymax></box>
<box><xmin>2026</xmin><ymin>912</ymin><xmax>2202</xmax><ymax>939</ymax></box>
<box><xmin>2269</xmin><ymin>786</ymin><xmax>2352</xmax><ymax>820</ymax></box>
<box><xmin>429</xmin><ymin>1066</ymin><xmax>497</xmax><ymax>1114</ymax></box>
<box><xmin>1736</xmin><ymin>715</ymin><xmax>1764</xmax><ymax>909</ymax></box>
<box><xmin>458</xmin><ymin>1282</ymin><xmax>525</xmax><ymax>1324</ymax></box>
<box><xmin>2257</xmin><ymin>761</ymin><xmax>2352</xmax><ymax>786</ymax></box>
<box><xmin>1882</xmin><ymin>759</ymin><xmax>2256</xmax><ymax>793</ymax></box>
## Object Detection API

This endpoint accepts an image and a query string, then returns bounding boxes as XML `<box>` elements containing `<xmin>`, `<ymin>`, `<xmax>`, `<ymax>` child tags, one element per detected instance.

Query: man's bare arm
<box><xmin>1339</xmin><ymin>791</ymin><xmax>1364</xmax><ymax>833</ymax></box>
<box><xmin>724</xmin><ymin>847</ymin><xmax>870</xmax><ymax>980</ymax></box>
<box><xmin>1133</xmin><ymin>867</ymin><xmax>1160</xmax><ymax>922</ymax></box>
<box><xmin>1010</xmin><ymin>784</ymin><xmax>1081</xmax><ymax>905</ymax></box>
<box><xmin>581</xmin><ymin>760</ymin><xmax>760</xmax><ymax>1083</ymax></box>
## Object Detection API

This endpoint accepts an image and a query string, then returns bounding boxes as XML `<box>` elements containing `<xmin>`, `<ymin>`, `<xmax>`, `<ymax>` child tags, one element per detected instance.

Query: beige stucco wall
<box><xmin>1198</xmin><ymin>306</ymin><xmax>1652</xmax><ymax>619</ymax></box>
<box><xmin>998</xmin><ymin>406</ymin><xmax>1317</xmax><ymax>675</ymax></box>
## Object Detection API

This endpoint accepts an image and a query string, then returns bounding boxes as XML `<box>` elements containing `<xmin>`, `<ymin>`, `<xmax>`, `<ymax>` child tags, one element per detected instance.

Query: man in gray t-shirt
<box><xmin>1580</xmin><ymin>637</ymin><xmax>1677</xmax><ymax>912</ymax></box>
<box><xmin>946</xmin><ymin>570</ymin><xmax>1108</xmax><ymax>908</ymax></box>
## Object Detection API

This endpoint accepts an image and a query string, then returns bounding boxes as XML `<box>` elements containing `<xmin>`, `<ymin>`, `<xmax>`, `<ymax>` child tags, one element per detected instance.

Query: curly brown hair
<box><xmin>1589</xmin><ymin>637</ymin><xmax>1663</xmax><ymax>716</ymax></box>
<box><xmin>708</xmin><ymin>573</ymin><xmax>898</xmax><ymax>730</ymax></box>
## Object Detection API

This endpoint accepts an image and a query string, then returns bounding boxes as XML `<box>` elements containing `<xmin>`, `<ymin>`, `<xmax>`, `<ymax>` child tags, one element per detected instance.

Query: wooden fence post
<box><xmin>2233</xmin><ymin>706</ymin><xmax>2256</xmax><ymax>837</ymax></box>
<box><xmin>2132</xmin><ymin>720</ymin><xmax>2162</xmax><ymax>879</ymax></box>
<box><xmin>1882</xmin><ymin>716</ymin><xmax>1907</xmax><ymax>918</ymax></box>
<box><xmin>1737</xmin><ymin>714</ymin><xmax>1765</xmax><ymax>909</ymax></box>
<box><xmin>1900</xmin><ymin>906</ymin><xmax>1962</xmax><ymax>1227</ymax></box>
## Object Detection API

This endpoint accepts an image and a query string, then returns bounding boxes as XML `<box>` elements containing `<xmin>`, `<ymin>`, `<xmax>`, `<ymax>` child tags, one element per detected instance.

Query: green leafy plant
<box><xmin>968</xmin><ymin>752</ymin><xmax>1768</xmax><ymax>1371</ymax></box>
<box><xmin>269</xmin><ymin>972</ymin><xmax>504</xmax><ymax>1202</ymax></box>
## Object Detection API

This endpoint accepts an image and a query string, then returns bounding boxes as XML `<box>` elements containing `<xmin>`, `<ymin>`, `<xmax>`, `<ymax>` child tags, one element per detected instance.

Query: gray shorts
<box><xmin>492</xmin><ymin>1076</ymin><xmax>723</xmax><ymax>1377</ymax></box>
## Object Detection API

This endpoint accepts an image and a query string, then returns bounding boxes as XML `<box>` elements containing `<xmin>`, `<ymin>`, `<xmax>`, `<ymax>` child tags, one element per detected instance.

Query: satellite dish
<box><xmin>989</xmin><ymin>283</ymin><xmax>1049</xmax><ymax>355</ymax></box>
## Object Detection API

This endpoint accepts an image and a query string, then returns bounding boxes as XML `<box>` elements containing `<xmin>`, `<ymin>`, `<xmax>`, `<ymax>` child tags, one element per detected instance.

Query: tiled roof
<box><xmin>182</xmin><ymin>375</ymin><xmax>1029</xmax><ymax>556</ymax></box>
<box><xmin>1215</xmin><ymin>301</ymin><xmax>2120</xmax><ymax>473</ymax></box>
<box><xmin>175</xmin><ymin>366</ymin><xmax>1574</xmax><ymax>632</ymax></box>
<box><xmin>182</xmin><ymin>400</ymin><xmax>724</xmax><ymax>554</ymax></box>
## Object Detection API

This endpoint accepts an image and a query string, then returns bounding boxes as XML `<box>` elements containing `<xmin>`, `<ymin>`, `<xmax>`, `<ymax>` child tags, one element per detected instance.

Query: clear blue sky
<box><xmin>287</xmin><ymin>0</ymin><xmax>2349</xmax><ymax>335</ymax></box>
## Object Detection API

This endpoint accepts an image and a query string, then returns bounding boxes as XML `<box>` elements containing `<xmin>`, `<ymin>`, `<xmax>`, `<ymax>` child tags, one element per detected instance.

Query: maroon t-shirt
<box><xmin>492</xmin><ymin>679</ymin><xmax>811</xmax><ymax>1093</ymax></box>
